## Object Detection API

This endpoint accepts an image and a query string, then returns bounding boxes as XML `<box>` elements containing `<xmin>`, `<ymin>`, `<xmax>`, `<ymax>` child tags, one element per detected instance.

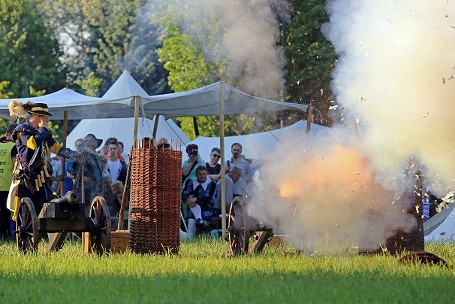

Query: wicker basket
<box><xmin>129</xmin><ymin>139</ymin><xmax>182</xmax><ymax>254</ymax></box>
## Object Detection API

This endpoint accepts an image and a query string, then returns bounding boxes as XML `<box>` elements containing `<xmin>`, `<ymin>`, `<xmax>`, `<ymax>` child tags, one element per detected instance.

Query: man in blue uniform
<box><xmin>8</xmin><ymin>100</ymin><xmax>79</xmax><ymax>213</ymax></box>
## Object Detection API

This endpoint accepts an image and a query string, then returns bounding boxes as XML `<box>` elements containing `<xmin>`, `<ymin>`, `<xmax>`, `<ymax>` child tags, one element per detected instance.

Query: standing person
<box><xmin>68</xmin><ymin>134</ymin><xmax>104</xmax><ymax>214</ymax></box>
<box><xmin>104</xmin><ymin>137</ymin><xmax>124</xmax><ymax>161</ymax></box>
<box><xmin>117</xmin><ymin>141</ymin><xmax>129</xmax><ymax>164</ymax></box>
<box><xmin>206</xmin><ymin>147</ymin><xmax>221</xmax><ymax>182</ymax></box>
<box><xmin>225</xmin><ymin>143</ymin><xmax>253</xmax><ymax>184</ymax></box>
<box><xmin>106</xmin><ymin>141</ymin><xmax>127</xmax><ymax>184</ymax></box>
<box><xmin>0</xmin><ymin>123</ymin><xmax>17</xmax><ymax>240</ymax></box>
<box><xmin>157</xmin><ymin>137</ymin><xmax>170</xmax><ymax>149</ymax></box>
<box><xmin>8</xmin><ymin>100</ymin><xmax>79</xmax><ymax>214</ymax></box>
<box><xmin>49</xmin><ymin>154</ymin><xmax>64</xmax><ymax>193</ymax></box>
<box><xmin>182</xmin><ymin>144</ymin><xmax>205</xmax><ymax>188</ymax></box>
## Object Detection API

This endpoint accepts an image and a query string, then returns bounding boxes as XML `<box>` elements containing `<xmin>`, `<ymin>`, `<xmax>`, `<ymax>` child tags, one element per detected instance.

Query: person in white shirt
<box><xmin>107</xmin><ymin>142</ymin><xmax>127</xmax><ymax>184</ymax></box>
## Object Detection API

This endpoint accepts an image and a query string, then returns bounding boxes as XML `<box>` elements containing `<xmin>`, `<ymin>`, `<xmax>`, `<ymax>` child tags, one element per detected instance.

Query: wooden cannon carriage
<box><xmin>15</xmin><ymin>191</ymin><xmax>111</xmax><ymax>254</ymax></box>
<box><xmin>193</xmin><ymin>196</ymin><xmax>274</xmax><ymax>256</ymax></box>
<box><xmin>226</xmin><ymin>197</ymin><xmax>274</xmax><ymax>256</ymax></box>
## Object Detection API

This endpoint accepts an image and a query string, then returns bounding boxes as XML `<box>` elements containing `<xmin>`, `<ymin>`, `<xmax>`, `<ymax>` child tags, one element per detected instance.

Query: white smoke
<box><xmin>248</xmin><ymin>0</ymin><xmax>454</xmax><ymax>253</ymax></box>
<box><xmin>147</xmin><ymin>0</ymin><xmax>287</xmax><ymax>99</ymax></box>
<box><xmin>322</xmin><ymin>0</ymin><xmax>455</xmax><ymax>196</ymax></box>
<box><xmin>143</xmin><ymin>0</ymin><xmax>454</xmax><ymax>253</ymax></box>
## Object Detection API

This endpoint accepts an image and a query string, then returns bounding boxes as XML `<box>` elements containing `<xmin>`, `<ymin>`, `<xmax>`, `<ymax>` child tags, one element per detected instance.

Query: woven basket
<box><xmin>129</xmin><ymin>139</ymin><xmax>182</xmax><ymax>254</ymax></box>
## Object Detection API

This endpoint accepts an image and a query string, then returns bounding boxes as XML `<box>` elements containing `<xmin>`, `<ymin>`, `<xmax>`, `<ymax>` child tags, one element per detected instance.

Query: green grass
<box><xmin>0</xmin><ymin>238</ymin><xmax>454</xmax><ymax>304</ymax></box>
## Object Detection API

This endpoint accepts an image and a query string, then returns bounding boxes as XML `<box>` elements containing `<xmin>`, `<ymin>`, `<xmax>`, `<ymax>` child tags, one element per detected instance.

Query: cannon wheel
<box><xmin>88</xmin><ymin>196</ymin><xmax>111</xmax><ymax>255</ymax></box>
<box><xmin>227</xmin><ymin>199</ymin><xmax>250</xmax><ymax>256</ymax></box>
<box><xmin>16</xmin><ymin>198</ymin><xmax>41</xmax><ymax>253</ymax></box>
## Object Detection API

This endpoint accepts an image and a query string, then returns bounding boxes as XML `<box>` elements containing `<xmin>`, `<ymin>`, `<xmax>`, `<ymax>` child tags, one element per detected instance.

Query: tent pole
<box><xmin>128</xmin><ymin>96</ymin><xmax>140</xmax><ymax>231</ymax></box>
<box><xmin>219</xmin><ymin>82</ymin><xmax>226</xmax><ymax>239</ymax></box>
<box><xmin>133</xmin><ymin>96</ymin><xmax>140</xmax><ymax>142</ymax></box>
<box><xmin>59</xmin><ymin>110</ymin><xmax>69</xmax><ymax>196</ymax></box>
<box><xmin>306</xmin><ymin>104</ymin><xmax>313</xmax><ymax>143</ymax></box>
<box><xmin>152</xmin><ymin>114</ymin><xmax>160</xmax><ymax>139</ymax></box>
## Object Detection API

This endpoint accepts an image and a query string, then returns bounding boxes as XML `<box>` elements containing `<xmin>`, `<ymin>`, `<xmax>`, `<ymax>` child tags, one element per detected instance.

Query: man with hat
<box><xmin>8</xmin><ymin>100</ymin><xmax>80</xmax><ymax>214</ymax></box>
<box><xmin>68</xmin><ymin>133</ymin><xmax>104</xmax><ymax>214</ymax></box>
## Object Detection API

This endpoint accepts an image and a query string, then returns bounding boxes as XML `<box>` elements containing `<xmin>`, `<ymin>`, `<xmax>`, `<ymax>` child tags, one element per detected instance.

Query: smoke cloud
<box><xmin>146</xmin><ymin>0</ymin><xmax>287</xmax><ymax>99</ymax></box>
<box><xmin>322</xmin><ymin>0</ymin><xmax>455</xmax><ymax>196</ymax></box>
<box><xmin>143</xmin><ymin>0</ymin><xmax>454</xmax><ymax>252</ymax></box>
<box><xmin>248</xmin><ymin>0</ymin><xmax>454</xmax><ymax>253</ymax></box>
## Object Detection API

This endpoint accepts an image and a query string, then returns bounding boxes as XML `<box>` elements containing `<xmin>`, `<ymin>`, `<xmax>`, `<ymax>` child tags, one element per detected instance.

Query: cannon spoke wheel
<box><xmin>227</xmin><ymin>200</ymin><xmax>250</xmax><ymax>256</ymax></box>
<box><xmin>88</xmin><ymin>196</ymin><xmax>111</xmax><ymax>255</ymax></box>
<box><xmin>16</xmin><ymin>198</ymin><xmax>40</xmax><ymax>253</ymax></box>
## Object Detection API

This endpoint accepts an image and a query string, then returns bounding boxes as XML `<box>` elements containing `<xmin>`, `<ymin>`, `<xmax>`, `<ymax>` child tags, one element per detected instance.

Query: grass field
<box><xmin>0</xmin><ymin>237</ymin><xmax>454</xmax><ymax>304</ymax></box>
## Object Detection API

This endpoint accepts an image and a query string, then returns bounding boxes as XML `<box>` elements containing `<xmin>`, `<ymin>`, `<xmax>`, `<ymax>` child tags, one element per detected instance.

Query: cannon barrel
<box><xmin>59</xmin><ymin>191</ymin><xmax>81</xmax><ymax>204</ymax></box>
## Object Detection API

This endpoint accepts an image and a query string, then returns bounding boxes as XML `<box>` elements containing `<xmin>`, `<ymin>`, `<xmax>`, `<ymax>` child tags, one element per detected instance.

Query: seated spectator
<box><xmin>102</xmin><ymin>178</ymin><xmax>123</xmax><ymax>217</ymax></box>
<box><xmin>206</xmin><ymin>147</ymin><xmax>221</xmax><ymax>182</ymax></box>
<box><xmin>106</xmin><ymin>141</ymin><xmax>127</xmax><ymax>184</ymax></box>
<box><xmin>182</xmin><ymin>144</ymin><xmax>205</xmax><ymax>188</ymax></box>
<box><xmin>182</xmin><ymin>165</ymin><xmax>218</xmax><ymax>237</ymax></box>
<box><xmin>215</xmin><ymin>166</ymin><xmax>246</xmax><ymax>210</ymax></box>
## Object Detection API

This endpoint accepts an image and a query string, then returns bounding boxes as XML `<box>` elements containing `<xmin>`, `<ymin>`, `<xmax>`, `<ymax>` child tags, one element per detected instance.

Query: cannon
<box><xmin>15</xmin><ymin>191</ymin><xmax>111</xmax><ymax>255</ymax></box>
<box><xmin>226</xmin><ymin>196</ymin><xmax>274</xmax><ymax>256</ymax></box>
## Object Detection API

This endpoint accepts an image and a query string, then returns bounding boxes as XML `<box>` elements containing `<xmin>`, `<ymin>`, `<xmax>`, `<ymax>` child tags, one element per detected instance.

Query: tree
<box><xmin>157</xmin><ymin>26</ymin><xmax>234</xmax><ymax>139</ymax></box>
<box><xmin>39</xmin><ymin>0</ymin><xmax>170</xmax><ymax>95</ymax></box>
<box><xmin>285</xmin><ymin>0</ymin><xmax>337</xmax><ymax>125</ymax></box>
<box><xmin>0</xmin><ymin>0</ymin><xmax>67</xmax><ymax>97</ymax></box>
<box><xmin>38</xmin><ymin>0</ymin><xmax>99</xmax><ymax>87</ymax></box>
<box><xmin>155</xmin><ymin>0</ymin><xmax>289</xmax><ymax>138</ymax></box>
<box><xmin>77</xmin><ymin>72</ymin><xmax>103</xmax><ymax>97</ymax></box>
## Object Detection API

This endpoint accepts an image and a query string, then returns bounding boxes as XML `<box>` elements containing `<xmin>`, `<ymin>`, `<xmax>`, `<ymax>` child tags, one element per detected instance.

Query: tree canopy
<box><xmin>0</xmin><ymin>0</ymin><xmax>66</xmax><ymax>97</ymax></box>
<box><xmin>39</xmin><ymin>0</ymin><xmax>171</xmax><ymax>96</ymax></box>
<box><xmin>285</xmin><ymin>0</ymin><xmax>337</xmax><ymax>125</ymax></box>
<box><xmin>1</xmin><ymin>0</ymin><xmax>337</xmax><ymax>138</ymax></box>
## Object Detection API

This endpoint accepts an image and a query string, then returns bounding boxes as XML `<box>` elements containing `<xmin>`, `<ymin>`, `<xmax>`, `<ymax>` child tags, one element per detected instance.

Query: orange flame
<box><xmin>278</xmin><ymin>144</ymin><xmax>372</xmax><ymax>200</ymax></box>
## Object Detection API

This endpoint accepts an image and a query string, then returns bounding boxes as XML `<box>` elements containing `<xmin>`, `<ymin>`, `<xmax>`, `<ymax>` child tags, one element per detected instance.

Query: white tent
<box><xmin>0</xmin><ymin>70</ymin><xmax>309</xmax><ymax>120</ymax></box>
<box><xmin>425</xmin><ymin>205</ymin><xmax>455</xmax><ymax>242</ymax></box>
<box><xmin>141</xmin><ymin>81</ymin><xmax>308</xmax><ymax>117</ymax></box>
<box><xmin>65</xmin><ymin>71</ymin><xmax>191</xmax><ymax>153</ymax></box>
<box><xmin>189</xmin><ymin>120</ymin><xmax>329</xmax><ymax>160</ymax></box>
<box><xmin>0</xmin><ymin>87</ymin><xmax>135</xmax><ymax>120</ymax></box>
<box><xmin>66</xmin><ymin>116</ymin><xmax>190</xmax><ymax>154</ymax></box>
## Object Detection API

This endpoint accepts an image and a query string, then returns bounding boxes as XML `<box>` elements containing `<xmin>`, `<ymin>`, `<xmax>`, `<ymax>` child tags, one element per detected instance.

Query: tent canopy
<box><xmin>102</xmin><ymin>70</ymin><xmax>150</xmax><ymax>102</ymax></box>
<box><xmin>190</xmin><ymin>120</ymin><xmax>328</xmax><ymax>160</ymax></box>
<box><xmin>141</xmin><ymin>81</ymin><xmax>308</xmax><ymax>117</ymax></box>
<box><xmin>0</xmin><ymin>87</ymin><xmax>135</xmax><ymax>120</ymax></box>
<box><xmin>0</xmin><ymin>70</ymin><xmax>308</xmax><ymax>120</ymax></box>
<box><xmin>66</xmin><ymin>116</ymin><xmax>190</xmax><ymax>154</ymax></box>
